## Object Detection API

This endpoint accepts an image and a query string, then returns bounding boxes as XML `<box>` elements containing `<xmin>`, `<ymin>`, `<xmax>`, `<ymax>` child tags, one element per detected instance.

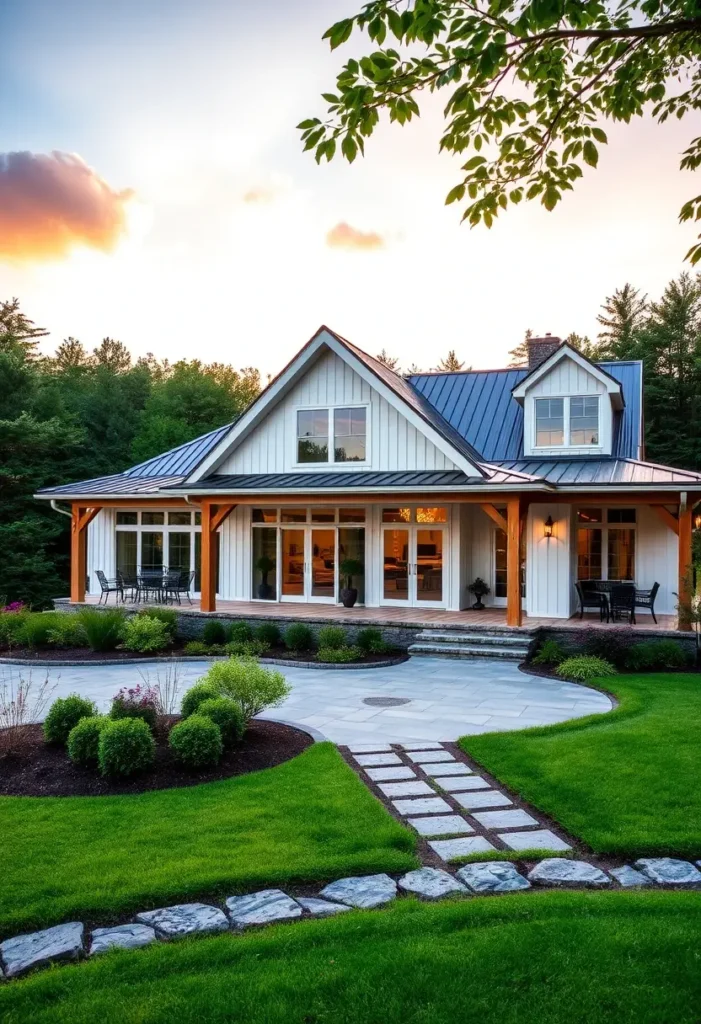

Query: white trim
<box><xmin>512</xmin><ymin>344</ymin><xmax>623</xmax><ymax>408</ymax></box>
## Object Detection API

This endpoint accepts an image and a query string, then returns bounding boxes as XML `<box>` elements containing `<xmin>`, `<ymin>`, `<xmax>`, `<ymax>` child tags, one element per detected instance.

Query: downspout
<box><xmin>50</xmin><ymin>500</ymin><xmax>73</xmax><ymax>518</ymax></box>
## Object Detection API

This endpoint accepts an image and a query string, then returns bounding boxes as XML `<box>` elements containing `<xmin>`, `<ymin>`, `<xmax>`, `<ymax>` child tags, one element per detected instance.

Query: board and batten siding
<box><xmin>86</xmin><ymin>509</ymin><xmax>116</xmax><ymax>595</ymax></box>
<box><xmin>217</xmin><ymin>350</ymin><xmax>460</xmax><ymax>475</ymax></box>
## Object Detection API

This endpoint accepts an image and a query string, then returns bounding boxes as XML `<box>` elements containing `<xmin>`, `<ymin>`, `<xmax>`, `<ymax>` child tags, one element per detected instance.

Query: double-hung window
<box><xmin>570</xmin><ymin>397</ymin><xmax>599</xmax><ymax>445</ymax></box>
<box><xmin>576</xmin><ymin>508</ymin><xmax>635</xmax><ymax>581</ymax></box>
<box><xmin>297</xmin><ymin>407</ymin><xmax>367</xmax><ymax>464</ymax></box>
<box><xmin>534</xmin><ymin>396</ymin><xmax>599</xmax><ymax>447</ymax></box>
<box><xmin>535</xmin><ymin>398</ymin><xmax>564</xmax><ymax>447</ymax></box>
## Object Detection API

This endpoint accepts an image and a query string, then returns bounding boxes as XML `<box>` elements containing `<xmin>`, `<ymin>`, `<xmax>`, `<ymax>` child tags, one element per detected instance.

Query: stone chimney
<box><xmin>527</xmin><ymin>333</ymin><xmax>562</xmax><ymax>369</ymax></box>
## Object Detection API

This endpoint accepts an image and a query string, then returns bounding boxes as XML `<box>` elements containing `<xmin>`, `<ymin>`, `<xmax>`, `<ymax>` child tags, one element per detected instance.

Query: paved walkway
<box><xmin>17</xmin><ymin>657</ymin><xmax>613</xmax><ymax>744</ymax></box>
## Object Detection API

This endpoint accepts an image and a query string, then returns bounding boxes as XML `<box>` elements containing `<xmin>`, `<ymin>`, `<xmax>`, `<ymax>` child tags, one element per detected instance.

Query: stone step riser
<box><xmin>414</xmin><ymin>631</ymin><xmax>530</xmax><ymax>647</ymax></box>
<box><xmin>408</xmin><ymin>644</ymin><xmax>528</xmax><ymax>661</ymax></box>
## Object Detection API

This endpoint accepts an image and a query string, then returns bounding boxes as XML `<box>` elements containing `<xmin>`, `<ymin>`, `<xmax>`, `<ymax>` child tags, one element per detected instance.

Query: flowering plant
<box><xmin>2</xmin><ymin>602</ymin><xmax>26</xmax><ymax>614</ymax></box>
<box><xmin>109</xmin><ymin>683</ymin><xmax>159</xmax><ymax>731</ymax></box>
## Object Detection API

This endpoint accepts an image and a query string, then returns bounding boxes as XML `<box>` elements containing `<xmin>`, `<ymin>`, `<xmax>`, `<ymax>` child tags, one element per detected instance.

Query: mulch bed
<box><xmin>2</xmin><ymin>646</ymin><xmax>403</xmax><ymax>665</ymax></box>
<box><xmin>0</xmin><ymin>720</ymin><xmax>312</xmax><ymax>798</ymax></box>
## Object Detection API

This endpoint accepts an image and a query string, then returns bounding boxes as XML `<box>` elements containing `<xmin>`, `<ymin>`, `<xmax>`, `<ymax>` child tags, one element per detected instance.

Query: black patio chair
<box><xmin>609</xmin><ymin>583</ymin><xmax>636</xmax><ymax>624</ymax></box>
<box><xmin>174</xmin><ymin>569</ymin><xmax>196</xmax><ymax>605</ymax></box>
<box><xmin>118</xmin><ymin>571</ymin><xmax>140</xmax><ymax>603</ymax></box>
<box><xmin>139</xmin><ymin>569</ymin><xmax>166</xmax><ymax>604</ymax></box>
<box><xmin>635</xmin><ymin>582</ymin><xmax>660</xmax><ymax>624</ymax></box>
<box><xmin>575</xmin><ymin>581</ymin><xmax>608</xmax><ymax>621</ymax></box>
<box><xmin>95</xmin><ymin>570</ymin><xmax>124</xmax><ymax>605</ymax></box>
<box><xmin>161</xmin><ymin>569</ymin><xmax>183</xmax><ymax>605</ymax></box>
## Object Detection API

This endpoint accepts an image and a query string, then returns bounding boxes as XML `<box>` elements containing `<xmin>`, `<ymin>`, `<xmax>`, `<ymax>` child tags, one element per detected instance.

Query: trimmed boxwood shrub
<box><xmin>228</xmin><ymin>621</ymin><xmax>253</xmax><ymax>643</ymax></box>
<box><xmin>224</xmin><ymin>639</ymin><xmax>267</xmax><ymax>657</ymax></box>
<box><xmin>557</xmin><ymin>655</ymin><xmax>617</xmax><ymax>682</ymax></box>
<box><xmin>356</xmin><ymin>627</ymin><xmax>388</xmax><ymax>654</ymax></box>
<box><xmin>202</xmin><ymin>621</ymin><xmax>227</xmax><ymax>646</ymax></box>
<box><xmin>625</xmin><ymin>639</ymin><xmax>693</xmax><ymax>671</ymax></box>
<box><xmin>183</xmin><ymin>640</ymin><xmax>210</xmax><ymax>655</ymax></box>
<box><xmin>180</xmin><ymin>682</ymin><xmax>219</xmax><ymax>718</ymax></box>
<box><xmin>197</xmin><ymin>697</ymin><xmax>245</xmax><ymax>745</ymax></box>
<box><xmin>255</xmin><ymin>622</ymin><xmax>281</xmax><ymax>648</ymax></box>
<box><xmin>43</xmin><ymin>694</ymin><xmax>97</xmax><ymax>745</ymax></box>
<box><xmin>138</xmin><ymin>607</ymin><xmax>177</xmax><ymax>637</ymax></box>
<box><xmin>284</xmin><ymin>623</ymin><xmax>313</xmax><ymax>652</ymax></box>
<box><xmin>317</xmin><ymin>625</ymin><xmax>347</xmax><ymax>650</ymax></box>
<box><xmin>120</xmin><ymin>615</ymin><xmax>172</xmax><ymax>653</ymax></box>
<box><xmin>168</xmin><ymin>714</ymin><xmax>223</xmax><ymax>767</ymax></box>
<box><xmin>67</xmin><ymin>716</ymin><xmax>109</xmax><ymax>767</ymax></box>
<box><xmin>98</xmin><ymin>718</ymin><xmax>156</xmax><ymax>777</ymax></box>
<box><xmin>317</xmin><ymin>646</ymin><xmax>362</xmax><ymax>663</ymax></box>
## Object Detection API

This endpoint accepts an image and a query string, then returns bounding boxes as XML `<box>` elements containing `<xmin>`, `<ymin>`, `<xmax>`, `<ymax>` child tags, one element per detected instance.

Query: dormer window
<box><xmin>534</xmin><ymin>396</ymin><xmax>600</xmax><ymax>448</ymax></box>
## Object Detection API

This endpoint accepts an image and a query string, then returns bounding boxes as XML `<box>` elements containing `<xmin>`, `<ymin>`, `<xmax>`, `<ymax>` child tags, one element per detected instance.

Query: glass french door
<box><xmin>381</xmin><ymin>526</ymin><xmax>445</xmax><ymax>607</ymax></box>
<box><xmin>281</xmin><ymin>527</ymin><xmax>337</xmax><ymax>602</ymax></box>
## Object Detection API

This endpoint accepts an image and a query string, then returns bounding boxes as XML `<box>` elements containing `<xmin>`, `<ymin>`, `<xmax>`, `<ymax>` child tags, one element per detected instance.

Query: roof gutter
<box><xmin>50</xmin><ymin>499</ymin><xmax>73</xmax><ymax>518</ymax></box>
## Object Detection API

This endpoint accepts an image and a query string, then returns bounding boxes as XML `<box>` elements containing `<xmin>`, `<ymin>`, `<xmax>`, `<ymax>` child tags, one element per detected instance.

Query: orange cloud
<box><xmin>326</xmin><ymin>221</ymin><xmax>385</xmax><ymax>251</ymax></box>
<box><xmin>243</xmin><ymin>186</ymin><xmax>275</xmax><ymax>204</ymax></box>
<box><xmin>0</xmin><ymin>151</ymin><xmax>134</xmax><ymax>261</ymax></box>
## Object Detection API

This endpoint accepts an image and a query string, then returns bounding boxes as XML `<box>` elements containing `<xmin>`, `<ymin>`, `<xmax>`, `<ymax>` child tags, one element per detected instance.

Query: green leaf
<box><xmin>542</xmin><ymin>184</ymin><xmax>560</xmax><ymax>210</ymax></box>
<box><xmin>387</xmin><ymin>9</ymin><xmax>403</xmax><ymax>39</ymax></box>
<box><xmin>583</xmin><ymin>140</ymin><xmax>598</xmax><ymax>167</ymax></box>
<box><xmin>591</xmin><ymin>128</ymin><xmax>607</xmax><ymax>144</ymax></box>
<box><xmin>445</xmin><ymin>183</ymin><xmax>466</xmax><ymax>205</ymax></box>
<box><xmin>297</xmin><ymin>118</ymin><xmax>321</xmax><ymax>131</ymax></box>
<box><xmin>341</xmin><ymin>135</ymin><xmax>358</xmax><ymax>163</ymax></box>
<box><xmin>463</xmin><ymin>155</ymin><xmax>487</xmax><ymax>170</ymax></box>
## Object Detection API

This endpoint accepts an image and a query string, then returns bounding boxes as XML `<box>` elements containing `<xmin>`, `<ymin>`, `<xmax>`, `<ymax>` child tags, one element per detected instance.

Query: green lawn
<box><xmin>461</xmin><ymin>673</ymin><xmax>700</xmax><ymax>857</ymax></box>
<box><xmin>1</xmin><ymin>893</ymin><xmax>699</xmax><ymax>1024</ymax></box>
<box><xmin>0</xmin><ymin>743</ymin><xmax>417</xmax><ymax>938</ymax></box>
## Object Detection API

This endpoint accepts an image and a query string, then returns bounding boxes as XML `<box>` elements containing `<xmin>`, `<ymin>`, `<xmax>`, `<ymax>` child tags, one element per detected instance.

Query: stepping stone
<box><xmin>528</xmin><ymin>859</ymin><xmax>611</xmax><ymax>888</ymax></box>
<box><xmin>226</xmin><ymin>890</ymin><xmax>302</xmax><ymax>927</ymax></box>
<box><xmin>408</xmin><ymin>814</ymin><xmax>474</xmax><ymax>837</ymax></box>
<box><xmin>297</xmin><ymin>897</ymin><xmax>351</xmax><ymax>917</ymax></box>
<box><xmin>0</xmin><ymin>922</ymin><xmax>84</xmax><ymax>979</ymax></box>
<box><xmin>472</xmin><ymin>809</ymin><xmax>540</xmax><ymax>830</ymax></box>
<box><xmin>378</xmin><ymin>780</ymin><xmax>434</xmax><ymax>798</ymax></box>
<box><xmin>634</xmin><ymin>858</ymin><xmax>701</xmax><ymax>887</ymax></box>
<box><xmin>453</xmin><ymin>791</ymin><xmax>513</xmax><ymax>810</ymax></box>
<box><xmin>398</xmin><ymin>867</ymin><xmax>467</xmax><ymax>900</ymax></box>
<box><xmin>348</xmin><ymin>744</ymin><xmax>393</xmax><ymax>753</ymax></box>
<box><xmin>320</xmin><ymin>874</ymin><xmax>397</xmax><ymax>909</ymax></box>
<box><xmin>89</xmin><ymin>924</ymin><xmax>156</xmax><ymax>956</ymax></box>
<box><xmin>393</xmin><ymin>796</ymin><xmax>453</xmax><ymax>816</ymax></box>
<box><xmin>426</xmin><ymin>762</ymin><xmax>473</xmax><ymax>777</ymax></box>
<box><xmin>398</xmin><ymin>742</ymin><xmax>444</xmax><ymax>751</ymax></box>
<box><xmin>610</xmin><ymin>865</ymin><xmax>650</xmax><ymax>888</ymax></box>
<box><xmin>406</xmin><ymin>750</ymin><xmax>455</xmax><ymax>764</ymax></box>
<box><xmin>437</xmin><ymin>776</ymin><xmax>490</xmax><ymax>792</ymax></box>
<box><xmin>457</xmin><ymin>862</ymin><xmax>531</xmax><ymax>894</ymax></box>
<box><xmin>428</xmin><ymin>836</ymin><xmax>497</xmax><ymax>861</ymax></box>
<box><xmin>365</xmin><ymin>766</ymin><xmax>416</xmax><ymax>782</ymax></box>
<box><xmin>354</xmin><ymin>753</ymin><xmax>402</xmax><ymax>767</ymax></box>
<box><xmin>499</xmin><ymin>829</ymin><xmax>572</xmax><ymax>852</ymax></box>
<box><xmin>136</xmin><ymin>903</ymin><xmax>229</xmax><ymax>938</ymax></box>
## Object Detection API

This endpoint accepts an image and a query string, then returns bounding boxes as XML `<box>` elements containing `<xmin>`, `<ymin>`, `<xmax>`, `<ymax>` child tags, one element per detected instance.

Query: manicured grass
<box><xmin>0</xmin><ymin>743</ymin><xmax>416</xmax><ymax>938</ymax></box>
<box><xmin>1</xmin><ymin>893</ymin><xmax>700</xmax><ymax>1024</ymax></box>
<box><xmin>461</xmin><ymin>673</ymin><xmax>700</xmax><ymax>857</ymax></box>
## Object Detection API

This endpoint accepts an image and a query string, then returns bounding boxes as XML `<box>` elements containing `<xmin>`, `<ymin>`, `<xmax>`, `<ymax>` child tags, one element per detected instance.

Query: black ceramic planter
<box><xmin>340</xmin><ymin>587</ymin><xmax>358</xmax><ymax>608</ymax></box>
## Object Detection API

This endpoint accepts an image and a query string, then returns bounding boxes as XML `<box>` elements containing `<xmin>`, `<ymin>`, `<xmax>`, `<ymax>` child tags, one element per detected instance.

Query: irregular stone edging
<box><xmin>0</xmin><ymin>655</ymin><xmax>406</xmax><ymax>670</ymax></box>
<box><xmin>2</xmin><ymin>856</ymin><xmax>701</xmax><ymax>981</ymax></box>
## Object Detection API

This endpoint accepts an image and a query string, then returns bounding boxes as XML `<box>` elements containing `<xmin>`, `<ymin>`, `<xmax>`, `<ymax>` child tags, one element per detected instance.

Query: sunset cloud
<box><xmin>0</xmin><ymin>151</ymin><xmax>134</xmax><ymax>261</ymax></box>
<box><xmin>326</xmin><ymin>221</ymin><xmax>385</xmax><ymax>251</ymax></box>
<box><xmin>243</xmin><ymin>186</ymin><xmax>275</xmax><ymax>204</ymax></box>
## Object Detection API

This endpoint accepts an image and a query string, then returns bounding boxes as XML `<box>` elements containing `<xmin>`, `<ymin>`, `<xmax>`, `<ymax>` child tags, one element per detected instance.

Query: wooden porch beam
<box><xmin>70</xmin><ymin>504</ymin><xmax>100</xmax><ymax>603</ymax></box>
<box><xmin>480</xmin><ymin>503</ymin><xmax>508</xmax><ymax>533</ymax></box>
<box><xmin>210</xmin><ymin>503</ymin><xmax>237</xmax><ymax>533</ymax></box>
<box><xmin>200</xmin><ymin>504</ymin><xmax>237</xmax><ymax>612</ymax></box>
<box><xmin>652</xmin><ymin>505</ymin><xmax>679</xmax><ymax>535</ymax></box>
<box><xmin>678</xmin><ymin>504</ymin><xmax>693</xmax><ymax>632</ymax></box>
<box><xmin>506</xmin><ymin>497</ymin><xmax>522</xmax><ymax>628</ymax></box>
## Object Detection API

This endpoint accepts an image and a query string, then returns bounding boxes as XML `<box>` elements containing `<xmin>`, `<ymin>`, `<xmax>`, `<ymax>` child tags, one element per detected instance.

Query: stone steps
<box><xmin>408</xmin><ymin>628</ymin><xmax>532</xmax><ymax>661</ymax></box>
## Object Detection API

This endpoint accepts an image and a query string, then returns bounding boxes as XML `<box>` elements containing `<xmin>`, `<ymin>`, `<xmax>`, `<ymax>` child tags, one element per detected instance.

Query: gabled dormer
<box><xmin>511</xmin><ymin>336</ymin><xmax>624</xmax><ymax>459</ymax></box>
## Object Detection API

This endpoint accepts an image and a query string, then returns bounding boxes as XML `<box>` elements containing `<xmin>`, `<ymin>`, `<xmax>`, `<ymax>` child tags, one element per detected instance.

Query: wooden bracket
<box><xmin>210</xmin><ymin>503</ymin><xmax>237</xmax><ymax>533</ymax></box>
<box><xmin>652</xmin><ymin>505</ymin><xmax>679</xmax><ymax>535</ymax></box>
<box><xmin>480</xmin><ymin>503</ymin><xmax>508</xmax><ymax>533</ymax></box>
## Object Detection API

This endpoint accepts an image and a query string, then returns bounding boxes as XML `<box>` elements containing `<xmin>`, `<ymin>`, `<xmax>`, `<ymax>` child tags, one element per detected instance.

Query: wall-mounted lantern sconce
<box><xmin>695</xmin><ymin>512</ymin><xmax>701</xmax><ymax>530</ymax></box>
<box><xmin>544</xmin><ymin>515</ymin><xmax>554</xmax><ymax>540</ymax></box>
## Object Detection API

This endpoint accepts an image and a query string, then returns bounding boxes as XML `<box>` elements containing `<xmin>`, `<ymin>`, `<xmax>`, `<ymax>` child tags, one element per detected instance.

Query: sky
<box><xmin>1</xmin><ymin>0</ymin><xmax>698</xmax><ymax>375</ymax></box>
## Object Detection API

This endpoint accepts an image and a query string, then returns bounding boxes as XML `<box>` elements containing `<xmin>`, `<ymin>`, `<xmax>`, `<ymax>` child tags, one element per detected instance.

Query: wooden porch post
<box><xmin>506</xmin><ymin>496</ymin><xmax>522</xmax><ymax>628</ymax></box>
<box><xmin>70</xmin><ymin>504</ymin><xmax>100</xmax><ymax>603</ymax></box>
<box><xmin>200</xmin><ymin>503</ymin><xmax>237</xmax><ymax>613</ymax></box>
<box><xmin>678</xmin><ymin>501</ymin><xmax>693</xmax><ymax>632</ymax></box>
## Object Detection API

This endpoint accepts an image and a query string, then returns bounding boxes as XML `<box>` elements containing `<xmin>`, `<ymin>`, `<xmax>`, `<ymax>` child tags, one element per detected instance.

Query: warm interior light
<box><xmin>695</xmin><ymin>512</ymin><xmax>701</xmax><ymax>530</ymax></box>
<box><xmin>544</xmin><ymin>515</ymin><xmax>554</xmax><ymax>539</ymax></box>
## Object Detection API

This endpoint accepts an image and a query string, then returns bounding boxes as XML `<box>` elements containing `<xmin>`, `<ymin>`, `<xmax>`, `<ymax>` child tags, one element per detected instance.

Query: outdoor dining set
<box><xmin>95</xmin><ymin>569</ymin><xmax>196</xmax><ymax>606</ymax></box>
<box><xmin>575</xmin><ymin>580</ymin><xmax>661</xmax><ymax>624</ymax></box>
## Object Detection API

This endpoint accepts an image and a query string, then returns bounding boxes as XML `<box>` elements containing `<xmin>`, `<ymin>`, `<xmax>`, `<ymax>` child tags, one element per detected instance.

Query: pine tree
<box><xmin>509</xmin><ymin>329</ymin><xmax>532</xmax><ymax>366</ymax></box>
<box><xmin>596</xmin><ymin>284</ymin><xmax>648</xmax><ymax>360</ymax></box>
<box><xmin>436</xmin><ymin>350</ymin><xmax>466</xmax><ymax>371</ymax></box>
<box><xmin>565</xmin><ymin>332</ymin><xmax>597</xmax><ymax>358</ymax></box>
<box><xmin>0</xmin><ymin>298</ymin><xmax>49</xmax><ymax>359</ymax></box>
<box><xmin>53</xmin><ymin>337</ymin><xmax>90</xmax><ymax>371</ymax></box>
<box><xmin>375</xmin><ymin>348</ymin><xmax>400</xmax><ymax>370</ymax></box>
<box><xmin>92</xmin><ymin>337</ymin><xmax>132</xmax><ymax>373</ymax></box>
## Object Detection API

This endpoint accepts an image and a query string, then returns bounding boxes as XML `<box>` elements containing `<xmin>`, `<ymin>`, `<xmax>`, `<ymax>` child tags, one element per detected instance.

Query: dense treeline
<box><xmin>0</xmin><ymin>299</ymin><xmax>261</xmax><ymax>606</ymax></box>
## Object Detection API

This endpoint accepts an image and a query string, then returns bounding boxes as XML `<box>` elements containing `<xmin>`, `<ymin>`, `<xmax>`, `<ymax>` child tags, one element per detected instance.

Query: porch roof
<box><xmin>493</xmin><ymin>456</ymin><xmax>701</xmax><ymax>487</ymax></box>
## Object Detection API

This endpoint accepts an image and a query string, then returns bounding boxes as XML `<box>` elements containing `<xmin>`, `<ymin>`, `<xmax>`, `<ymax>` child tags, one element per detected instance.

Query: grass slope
<box><xmin>461</xmin><ymin>673</ymin><xmax>700</xmax><ymax>856</ymax></box>
<box><xmin>0</xmin><ymin>743</ymin><xmax>416</xmax><ymax>938</ymax></box>
<box><xmin>1</xmin><ymin>893</ymin><xmax>700</xmax><ymax>1024</ymax></box>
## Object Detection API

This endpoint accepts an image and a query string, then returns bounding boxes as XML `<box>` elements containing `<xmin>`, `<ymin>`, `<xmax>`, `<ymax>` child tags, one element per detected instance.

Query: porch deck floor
<box><xmin>79</xmin><ymin>595</ymin><xmax>677</xmax><ymax>632</ymax></box>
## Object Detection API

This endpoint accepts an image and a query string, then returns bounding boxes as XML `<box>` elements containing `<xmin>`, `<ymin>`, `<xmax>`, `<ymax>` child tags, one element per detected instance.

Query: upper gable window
<box><xmin>535</xmin><ymin>396</ymin><xmax>599</xmax><ymax>448</ymax></box>
<box><xmin>297</xmin><ymin>407</ymin><xmax>367</xmax><ymax>464</ymax></box>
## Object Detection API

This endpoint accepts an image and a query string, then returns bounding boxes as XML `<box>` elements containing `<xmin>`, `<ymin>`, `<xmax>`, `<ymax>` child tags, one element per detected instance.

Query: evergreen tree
<box><xmin>509</xmin><ymin>329</ymin><xmax>532</xmax><ymax>367</ymax></box>
<box><xmin>92</xmin><ymin>337</ymin><xmax>132</xmax><ymax>373</ymax></box>
<box><xmin>596</xmin><ymin>284</ymin><xmax>648</xmax><ymax>359</ymax></box>
<box><xmin>53</xmin><ymin>337</ymin><xmax>91</xmax><ymax>371</ymax></box>
<box><xmin>0</xmin><ymin>298</ymin><xmax>49</xmax><ymax>359</ymax></box>
<box><xmin>436</xmin><ymin>350</ymin><xmax>466</xmax><ymax>371</ymax></box>
<box><xmin>376</xmin><ymin>349</ymin><xmax>400</xmax><ymax>370</ymax></box>
<box><xmin>565</xmin><ymin>332</ymin><xmax>597</xmax><ymax>358</ymax></box>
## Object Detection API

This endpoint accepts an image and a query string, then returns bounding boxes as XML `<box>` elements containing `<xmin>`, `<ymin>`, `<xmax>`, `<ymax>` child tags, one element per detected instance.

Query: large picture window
<box><xmin>114</xmin><ymin>510</ymin><xmax>214</xmax><ymax>593</ymax></box>
<box><xmin>576</xmin><ymin>507</ymin><xmax>635</xmax><ymax>581</ymax></box>
<box><xmin>296</xmin><ymin>406</ymin><xmax>367</xmax><ymax>465</ymax></box>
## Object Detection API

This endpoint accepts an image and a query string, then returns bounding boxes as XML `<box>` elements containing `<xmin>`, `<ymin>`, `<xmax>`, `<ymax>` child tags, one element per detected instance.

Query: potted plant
<box><xmin>468</xmin><ymin>577</ymin><xmax>491</xmax><ymax>610</ymax></box>
<box><xmin>255</xmin><ymin>554</ymin><xmax>276</xmax><ymax>600</ymax></box>
<box><xmin>339</xmin><ymin>558</ymin><xmax>364</xmax><ymax>608</ymax></box>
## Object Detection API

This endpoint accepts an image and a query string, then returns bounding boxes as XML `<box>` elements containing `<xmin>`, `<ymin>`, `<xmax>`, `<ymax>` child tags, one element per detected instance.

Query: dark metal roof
<box><xmin>408</xmin><ymin>361</ymin><xmax>643</xmax><ymax>461</ymax></box>
<box><xmin>493</xmin><ymin>457</ymin><xmax>701</xmax><ymax>486</ymax></box>
<box><xmin>125</xmin><ymin>423</ymin><xmax>231</xmax><ymax>478</ymax></box>
<box><xmin>37</xmin><ymin>474</ymin><xmax>186</xmax><ymax>497</ymax></box>
<box><xmin>165</xmin><ymin>469</ymin><xmax>528</xmax><ymax>492</ymax></box>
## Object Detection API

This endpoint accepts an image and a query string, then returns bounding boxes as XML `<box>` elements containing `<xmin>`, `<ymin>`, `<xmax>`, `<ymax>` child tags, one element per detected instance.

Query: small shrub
<box><xmin>228</xmin><ymin>621</ymin><xmax>253</xmax><ymax>643</ymax></box>
<box><xmin>202</xmin><ymin>621</ymin><xmax>227</xmax><ymax>646</ymax></box>
<box><xmin>207</xmin><ymin>644</ymin><xmax>226</xmax><ymax>655</ymax></box>
<box><xmin>98</xmin><ymin>718</ymin><xmax>155</xmax><ymax>777</ymax></box>
<box><xmin>0</xmin><ymin>611</ymin><xmax>26</xmax><ymax>648</ymax></box>
<box><xmin>16</xmin><ymin>612</ymin><xmax>67</xmax><ymax>649</ymax></box>
<box><xmin>557</xmin><ymin>655</ymin><xmax>617</xmax><ymax>682</ymax></box>
<box><xmin>138</xmin><ymin>607</ymin><xmax>177</xmax><ymax>637</ymax></box>
<box><xmin>255</xmin><ymin>622</ymin><xmax>281</xmax><ymax>648</ymax></box>
<box><xmin>197</xmin><ymin>697</ymin><xmax>245</xmax><ymax>745</ymax></box>
<box><xmin>120</xmin><ymin>615</ymin><xmax>172</xmax><ymax>653</ymax></box>
<box><xmin>76</xmin><ymin>609</ymin><xmax>126</xmax><ymax>652</ymax></box>
<box><xmin>46</xmin><ymin>615</ymin><xmax>87</xmax><ymax>648</ymax></box>
<box><xmin>203</xmin><ymin>658</ymin><xmax>291</xmax><ymax>722</ymax></box>
<box><xmin>284</xmin><ymin>623</ymin><xmax>313</xmax><ymax>652</ymax></box>
<box><xmin>43</xmin><ymin>693</ymin><xmax>97</xmax><ymax>745</ymax></box>
<box><xmin>180</xmin><ymin>682</ymin><xmax>219</xmax><ymax>718</ymax></box>
<box><xmin>168</xmin><ymin>714</ymin><xmax>223</xmax><ymax>767</ymax></box>
<box><xmin>109</xmin><ymin>684</ymin><xmax>159</xmax><ymax>731</ymax></box>
<box><xmin>625</xmin><ymin>639</ymin><xmax>692</xmax><ymax>671</ymax></box>
<box><xmin>356</xmin><ymin>627</ymin><xmax>389</xmax><ymax>654</ymax></box>
<box><xmin>317</xmin><ymin>625</ymin><xmax>347</xmax><ymax>650</ymax></box>
<box><xmin>317</xmin><ymin>646</ymin><xmax>362</xmax><ymax>663</ymax></box>
<box><xmin>184</xmin><ymin>640</ymin><xmax>210</xmax><ymax>656</ymax></box>
<box><xmin>224</xmin><ymin>639</ymin><xmax>267</xmax><ymax>658</ymax></box>
<box><xmin>67</xmin><ymin>716</ymin><xmax>109</xmax><ymax>767</ymax></box>
<box><xmin>532</xmin><ymin>639</ymin><xmax>566</xmax><ymax>666</ymax></box>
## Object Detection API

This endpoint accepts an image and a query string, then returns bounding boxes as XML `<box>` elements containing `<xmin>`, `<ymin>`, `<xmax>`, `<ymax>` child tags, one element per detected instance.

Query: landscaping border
<box><xmin>0</xmin><ymin>654</ymin><xmax>406</xmax><ymax>670</ymax></box>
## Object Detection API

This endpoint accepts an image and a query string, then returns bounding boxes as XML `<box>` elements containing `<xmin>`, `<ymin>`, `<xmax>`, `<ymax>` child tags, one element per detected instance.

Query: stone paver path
<box><xmin>27</xmin><ymin>656</ymin><xmax>613</xmax><ymax>745</ymax></box>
